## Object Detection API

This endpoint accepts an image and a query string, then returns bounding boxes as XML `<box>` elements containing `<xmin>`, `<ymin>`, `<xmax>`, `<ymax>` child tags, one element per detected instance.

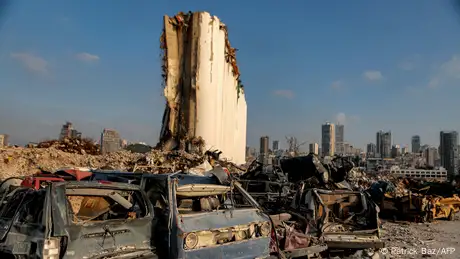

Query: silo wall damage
<box><xmin>159</xmin><ymin>12</ymin><xmax>247</xmax><ymax>165</ymax></box>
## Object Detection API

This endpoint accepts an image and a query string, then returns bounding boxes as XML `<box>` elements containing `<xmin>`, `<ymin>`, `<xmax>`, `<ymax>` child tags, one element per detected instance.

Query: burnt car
<box><xmin>291</xmin><ymin>188</ymin><xmax>384</xmax><ymax>251</ymax></box>
<box><xmin>369</xmin><ymin>180</ymin><xmax>460</xmax><ymax>222</ymax></box>
<box><xmin>0</xmin><ymin>181</ymin><xmax>157</xmax><ymax>258</ymax></box>
<box><xmin>91</xmin><ymin>171</ymin><xmax>274</xmax><ymax>259</ymax></box>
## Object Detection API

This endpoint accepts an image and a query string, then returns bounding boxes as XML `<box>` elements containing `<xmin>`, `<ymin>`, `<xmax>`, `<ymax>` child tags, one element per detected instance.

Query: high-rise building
<box><xmin>335</xmin><ymin>124</ymin><xmax>344</xmax><ymax>155</ymax></box>
<box><xmin>101</xmin><ymin>129</ymin><xmax>121</xmax><ymax>154</ymax></box>
<box><xmin>259</xmin><ymin>136</ymin><xmax>269</xmax><ymax>155</ymax></box>
<box><xmin>321</xmin><ymin>122</ymin><xmax>335</xmax><ymax>157</ymax></box>
<box><xmin>0</xmin><ymin>134</ymin><xmax>8</xmax><ymax>147</ymax></box>
<box><xmin>440</xmin><ymin>131</ymin><xmax>459</xmax><ymax>180</ymax></box>
<box><xmin>391</xmin><ymin>144</ymin><xmax>401</xmax><ymax>158</ymax></box>
<box><xmin>376</xmin><ymin>130</ymin><xmax>391</xmax><ymax>158</ymax></box>
<box><xmin>272</xmin><ymin>140</ymin><xmax>279</xmax><ymax>151</ymax></box>
<box><xmin>412</xmin><ymin>135</ymin><xmax>421</xmax><ymax>153</ymax></box>
<box><xmin>366</xmin><ymin>143</ymin><xmax>376</xmax><ymax>157</ymax></box>
<box><xmin>425</xmin><ymin>147</ymin><xmax>438</xmax><ymax>167</ymax></box>
<box><xmin>259</xmin><ymin>136</ymin><xmax>269</xmax><ymax>163</ymax></box>
<box><xmin>309</xmin><ymin>143</ymin><xmax>319</xmax><ymax>155</ymax></box>
<box><xmin>59</xmin><ymin>122</ymin><xmax>81</xmax><ymax>140</ymax></box>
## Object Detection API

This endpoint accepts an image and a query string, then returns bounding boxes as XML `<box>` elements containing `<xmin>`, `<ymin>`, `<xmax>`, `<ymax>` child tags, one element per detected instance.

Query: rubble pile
<box><xmin>37</xmin><ymin>137</ymin><xmax>100</xmax><ymax>155</ymax></box>
<box><xmin>136</xmin><ymin>150</ymin><xmax>206</xmax><ymax>173</ymax></box>
<box><xmin>0</xmin><ymin>145</ymin><xmax>244</xmax><ymax>179</ymax></box>
<box><xmin>0</xmin><ymin>147</ymin><xmax>141</xmax><ymax>178</ymax></box>
<box><xmin>348</xmin><ymin>170</ymin><xmax>397</xmax><ymax>190</ymax></box>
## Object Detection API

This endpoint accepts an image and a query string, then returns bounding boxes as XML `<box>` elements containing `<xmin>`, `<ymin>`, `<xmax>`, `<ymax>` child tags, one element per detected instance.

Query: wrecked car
<box><xmin>91</xmin><ymin>171</ymin><xmax>274</xmax><ymax>259</ymax></box>
<box><xmin>426</xmin><ymin>195</ymin><xmax>460</xmax><ymax>221</ymax></box>
<box><xmin>144</xmin><ymin>173</ymin><xmax>274</xmax><ymax>259</ymax></box>
<box><xmin>239</xmin><ymin>163</ymin><xmax>293</xmax><ymax>214</ymax></box>
<box><xmin>0</xmin><ymin>181</ymin><xmax>156</xmax><ymax>258</ymax></box>
<box><xmin>291</xmin><ymin>188</ymin><xmax>384</xmax><ymax>251</ymax></box>
<box><xmin>368</xmin><ymin>180</ymin><xmax>460</xmax><ymax>222</ymax></box>
<box><xmin>279</xmin><ymin>155</ymin><xmax>353</xmax><ymax>189</ymax></box>
<box><xmin>378</xmin><ymin>193</ymin><xmax>460</xmax><ymax>222</ymax></box>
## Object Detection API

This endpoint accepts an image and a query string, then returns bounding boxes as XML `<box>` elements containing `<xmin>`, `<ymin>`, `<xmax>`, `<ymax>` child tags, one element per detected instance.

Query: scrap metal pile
<box><xmin>236</xmin><ymin>155</ymin><xmax>383</xmax><ymax>255</ymax></box>
<box><xmin>237</xmin><ymin>154</ymin><xmax>460</xmax><ymax>255</ymax></box>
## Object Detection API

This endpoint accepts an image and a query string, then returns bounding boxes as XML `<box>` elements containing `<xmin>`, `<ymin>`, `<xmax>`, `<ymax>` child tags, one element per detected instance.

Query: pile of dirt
<box><xmin>0</xmin><ymin>146</ymin><xmax>244</xmax><ymax>179</ymax></box>
<box><xmin>0</xmin><ymin>146</ymin><xmax>141</xmax><ymax>178</ymax></box>
<box><xmin>37</xmin><ymin>137</ymin><xmax>100</xmax><ymax>155</ymax></box>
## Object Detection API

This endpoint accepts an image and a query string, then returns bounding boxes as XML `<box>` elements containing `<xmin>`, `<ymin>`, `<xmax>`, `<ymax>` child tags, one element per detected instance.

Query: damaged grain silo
<box><xmin>159</xmin><ymin>11</ymin><xmax>247</xmax><ymax>165</ymax></box>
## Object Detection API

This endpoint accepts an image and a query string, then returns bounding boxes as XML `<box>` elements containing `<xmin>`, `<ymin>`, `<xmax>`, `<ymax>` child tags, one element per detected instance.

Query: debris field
<box><xmin>0</xmin><ymin>138</ymin><xmax>240</xmax><ymax>179</ymax></box>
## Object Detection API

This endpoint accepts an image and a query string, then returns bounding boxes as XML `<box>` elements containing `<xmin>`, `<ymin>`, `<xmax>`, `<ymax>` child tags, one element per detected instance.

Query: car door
<box><xmin>7</xmin><ymin>190</ymin><xmax>47</xmax><ymax>257</ymax></box>
<box><xmin>0</xmin><ymin>189</ymin><xmax>29</xmax><ymax>254</ymax></box>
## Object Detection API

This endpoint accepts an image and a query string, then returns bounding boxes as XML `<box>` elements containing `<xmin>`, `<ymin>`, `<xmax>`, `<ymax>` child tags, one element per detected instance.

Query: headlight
<box><xmin>184</xmin><ymin>233</ymin><xmax>198</xmax><ymax>249</ymax></box>
<box><xmin>259</xmin><ymin>222</ymin><xmax>271</xmax><ymax>236</ymax></box>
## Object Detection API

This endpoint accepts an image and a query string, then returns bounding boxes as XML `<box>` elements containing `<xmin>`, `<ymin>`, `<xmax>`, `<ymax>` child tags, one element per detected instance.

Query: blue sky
<box><xmin>1</xmin><ymin>0</ymin><xmax>460</xmax><ymax>150</ymax></box>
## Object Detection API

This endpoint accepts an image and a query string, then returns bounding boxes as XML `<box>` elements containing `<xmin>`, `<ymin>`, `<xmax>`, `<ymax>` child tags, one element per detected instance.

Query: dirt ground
<box><xmin>379</xmin><ymin>218</ymin><xmax>460</xmax><ymax>259</ymax></box>
<box><xmin>330</xmin><ymin>217</ymin><xmax>460</xmax><ymax>259</ymax></box>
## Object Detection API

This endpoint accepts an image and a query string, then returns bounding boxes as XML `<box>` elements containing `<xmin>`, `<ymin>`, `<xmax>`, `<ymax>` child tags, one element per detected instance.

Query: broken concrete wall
<box><xmin>160</xmin><ymin>12</ymin><xmax>247</xmax><ymax>165</ymax></box>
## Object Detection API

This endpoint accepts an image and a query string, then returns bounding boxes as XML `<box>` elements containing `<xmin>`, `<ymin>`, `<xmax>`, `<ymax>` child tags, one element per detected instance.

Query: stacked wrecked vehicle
<box><xmin>239</xmin><ymin>155</ymin><xmax>384</xmax><ymax>257</ymax></box>
<box><xmin>239</xmin><ymin>154</ymin><xmax>460</xmax><ymax>257</ymax></box>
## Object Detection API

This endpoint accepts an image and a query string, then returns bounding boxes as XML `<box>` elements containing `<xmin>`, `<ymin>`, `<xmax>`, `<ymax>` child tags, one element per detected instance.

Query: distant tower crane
<box><xmin>285</xmin><ymin>136</ymin><xmax>306</xmax><ymax>157</ymax></box>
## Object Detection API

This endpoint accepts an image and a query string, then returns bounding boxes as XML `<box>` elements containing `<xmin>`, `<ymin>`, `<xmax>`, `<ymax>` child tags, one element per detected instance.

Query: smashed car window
<box><xmin>0</xmin><ymin>189</ymin><xmax>27</xmax><ymax>219</ymax></box>
<box><xmin>65</xmin><ymin>188</ymin><xmax>147</xmax><ymax>223</ymax></box>
<box><xmin>17</xmin><ymin>190</ymin><xmax>46</xmax><ymax>224</ymax></box>
<box><xmin>144</xmin><ymin>180</ymin><xmax>168</xmax><ymax>211</ymax></box>
<box><xmin>176</xmin><ymin>183</ymin><xmax>255</xmax><ymax>214</ymax></box>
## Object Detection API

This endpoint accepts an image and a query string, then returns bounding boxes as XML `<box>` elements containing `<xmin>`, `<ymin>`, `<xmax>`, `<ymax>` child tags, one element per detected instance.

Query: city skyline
<box><xmin>1</xmin><ymin>119</ymin><xmax>454</xmax><ymax>152</ymax></box>
<box><xmin>2</xmin><ymin>1</ymin><xmax>460</xmax><ymax>147</ymax></box>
